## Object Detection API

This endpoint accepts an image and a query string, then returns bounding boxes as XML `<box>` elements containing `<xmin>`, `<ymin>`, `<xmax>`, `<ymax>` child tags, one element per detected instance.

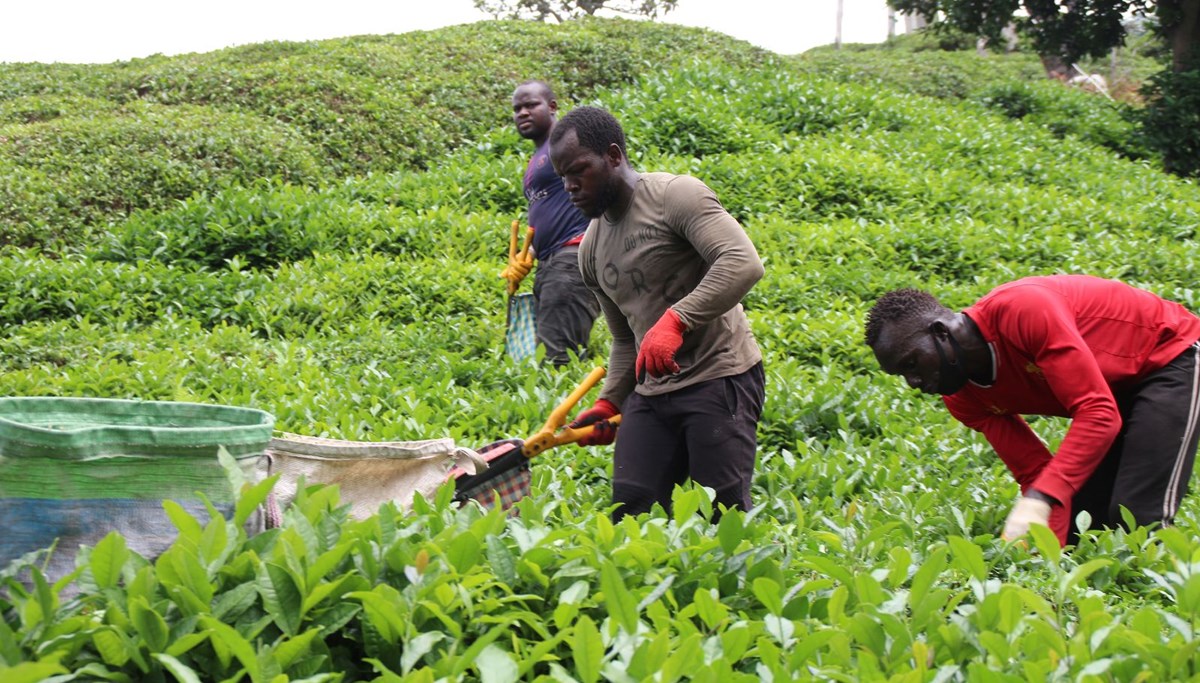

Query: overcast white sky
<box><xmin>1</xmin><ymin>0</ymin><xmax>907</xmax><ymax>64</ymax></box>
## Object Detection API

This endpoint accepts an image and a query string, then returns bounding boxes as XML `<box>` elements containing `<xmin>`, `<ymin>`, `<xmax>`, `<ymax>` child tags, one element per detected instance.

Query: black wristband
<box><xmin>1026</xmin><ymin>489</ymin><xmax>1061</xmax><ymax>507</ymax></box>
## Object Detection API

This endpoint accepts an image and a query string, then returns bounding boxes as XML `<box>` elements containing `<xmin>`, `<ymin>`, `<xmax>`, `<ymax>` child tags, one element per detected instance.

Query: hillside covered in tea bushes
<box><xmin>3</xmin><ymin>17</ymin><xmax>1200</xmax><ymax>682</ymax></box>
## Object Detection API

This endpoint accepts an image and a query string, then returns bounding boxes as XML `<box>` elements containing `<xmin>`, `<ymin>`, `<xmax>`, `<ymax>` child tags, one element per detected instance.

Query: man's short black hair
<box><xmin>550</xmin><ymin>106</ymin><xmax>627</xmax><ymax>158</ymax></box>
<box><xmin>864</xmin><ymin>288</ymin><xmax>946</xmax><ymax>347</ymax></box>
<box><xmin>516</xmin><ymin>79</ymin><xmax>554</xmax><ymax>101</ymax></box>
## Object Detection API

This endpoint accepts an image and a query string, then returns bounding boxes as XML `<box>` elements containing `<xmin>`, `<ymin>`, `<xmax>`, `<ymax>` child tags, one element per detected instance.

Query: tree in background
<box><xmin>886</xmin><ymin>0</ymin><xmax>1198</xmax><ymax>77</ymax></box>
<box><xmin>474</xmin><ymin>0</ymin><xmax>679</xmax><ymax>22</ymax></box>
<box><xmin>1159</xmin><ymin>0</ymin><xmax>1200</xmax><ymax>71</ymax></box>
<box><xmin>1140</xmin><ymin>65</ymin><xmax>1200</xmax><ymax>177</ymax></box>
<box><xmin>889</xmin><ymin>0</ymin><xmax>1199</xmax><ymax>178</ymax></box>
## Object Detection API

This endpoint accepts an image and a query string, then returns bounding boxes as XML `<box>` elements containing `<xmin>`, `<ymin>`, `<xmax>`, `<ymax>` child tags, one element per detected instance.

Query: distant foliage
<box><xmin>0</xmin><ymin>19</ymin><xmax>768</xmax><ymax>251</ymax></box>
<box><xmin>474</xmin><ymin>0</ymin><xmax>679</xmax><ymax>22</ymax></box>
<box><xmin>795</xmin><ymin>48</ymin><xmax>1150</xmax><ymax>161</ymax></box>
<box><xmin>1138</xmin><ymin>65</ymin><xmax>1200</xmax><ymax>177</ymax></box>
<box><xmin>793</xmin><ymin>48</ymin><xmax>1048</xmax><ymax>100</ymax></box>
<box><xmin>886</xmin><ymin>0</ymin><xmax>1153</xmax><ymax>74</ymax></box>
<box><xmin>0</xmin><ymin>103</ymin><xmax>321</xmax><ymax>250</ymax></box>
<box><xmin>975</xmin><ymin>80</ymin><xmax>1148</xmax><ymax>159</ymax></box>
<box><xmin>0</xmin><ymin>93</ymin><xmax>119</xmax><ymax>124</ymax></box>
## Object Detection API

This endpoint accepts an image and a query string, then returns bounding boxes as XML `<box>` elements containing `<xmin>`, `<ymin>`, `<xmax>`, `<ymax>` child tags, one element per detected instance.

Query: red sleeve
<box><xmin>989</xmin><ymin>287</ymin><xmax>1122</xmax><ymax>505</ymax></box>
<box><xmin>944</xmin><ymin>401</ymin><xmax>1051</xmax><ymax>491</ymax></box>
<box><xmin>943</xmin><ymin>400</ymin><xmax>1070</xmax><ymax>543</ymax></box>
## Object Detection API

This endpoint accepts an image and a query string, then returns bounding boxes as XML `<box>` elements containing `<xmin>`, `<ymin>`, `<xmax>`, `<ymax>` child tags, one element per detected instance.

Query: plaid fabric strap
<box><xmin>459</xmin><ymin>465</ymin><xmax>531</xmax><ymax>511</ymax></box>
<box><xmin>453</xmin><ymin>438</ymin><xmax>531</xmax><ymax>512</ymax></box>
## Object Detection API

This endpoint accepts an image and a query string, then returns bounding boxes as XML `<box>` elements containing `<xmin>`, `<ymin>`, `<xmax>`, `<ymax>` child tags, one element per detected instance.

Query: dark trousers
<box><xmin>1070</xmin><ymin>341</ymin><xmax>1200</xmax><ymax>543</ymax></box>
<box><xmin>611</xmin><ymin>362</ymin><xmax>766</xmax><ymax>521</ymax></box>
<box><xmin>533</xmin><ymin>246</ymin><xmax>600</xmax><ymax>367</ymax></box>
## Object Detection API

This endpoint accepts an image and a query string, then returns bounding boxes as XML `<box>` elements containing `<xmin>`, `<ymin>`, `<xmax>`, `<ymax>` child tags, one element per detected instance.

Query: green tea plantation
<box><xmin>2</xmin><ymin>17</ymin><xmax>1200</xmax><ymax>683</ymax></box>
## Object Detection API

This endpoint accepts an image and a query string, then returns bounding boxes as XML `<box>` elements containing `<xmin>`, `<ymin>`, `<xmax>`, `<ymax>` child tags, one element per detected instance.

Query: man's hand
<box><xmin>636</xmin><ymin>308</ymin><xmax>687</xmax><ymax>380</ymax></box>
<box><xmin>568</xmin><ymin>398</ymin><xmax>620</xmax><ymax>446</ymax></box>
<box><xmin>501</xmin><ymin>253</ymin><xmax>534</xmax><ymax>294</ymax></box>
<box><xmin>1001</xmin><ymin>496</ymin><xmax>1052</xmax><ymax>541</ymax></box>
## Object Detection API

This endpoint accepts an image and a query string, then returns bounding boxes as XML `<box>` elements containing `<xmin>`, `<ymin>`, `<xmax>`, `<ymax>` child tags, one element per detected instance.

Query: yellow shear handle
<box><xmin>508</xmin><ymin>219</ymin><xmax>519</xmax><ymax>262</ymax></box>
<box><xmin>550</xmin><ymin>414</ymin><xmax>622</xmax><ymax>451</ymax></box>
<box><xmin>520</xmin><ymin>227</ymin><xmax>534</xmax><ymax>260</ymax></box>
<box><xmin>505</xmin><ymin>219</ymin><xmax>519</xmax><ymax>296</ymax></box>
<box><xmin>506</xmin><ymin>224</ymin><xmax>535</xmax><ymax>296</ymax></box>
<box><xmin>522</xmin><ymin>366</ymin><xmax>618</xmax><ymax>457</ymax></box>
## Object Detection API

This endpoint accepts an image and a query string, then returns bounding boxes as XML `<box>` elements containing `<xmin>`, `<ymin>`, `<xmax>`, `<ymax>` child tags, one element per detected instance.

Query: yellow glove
<box><xmin>502</xmin><ymin>253</ymin><xmax>534</xmax><ymax>293</ymax></box>
<box><xmin>1001</xmin><ymin>496</ymin><xmax>1051</xmax><ymax>541</ymax></box>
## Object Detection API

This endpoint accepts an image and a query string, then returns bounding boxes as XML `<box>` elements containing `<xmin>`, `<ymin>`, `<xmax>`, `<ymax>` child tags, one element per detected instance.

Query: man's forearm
<box><xmin>673</xmin><ymin>244</ymin><xmax>763</xmax><ymax>328</ymax></box>
<box><xmin>597</xmin><ymin>294</ymin><xmax>637</xmax><ymax>406</ymax></box>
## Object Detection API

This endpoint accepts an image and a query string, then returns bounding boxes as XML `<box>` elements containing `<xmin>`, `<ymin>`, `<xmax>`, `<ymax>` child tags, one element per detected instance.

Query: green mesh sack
<box><xmin>0</xmin><ymin>396</ymin><xmax>274</xmax><ymax>584</ymax></box>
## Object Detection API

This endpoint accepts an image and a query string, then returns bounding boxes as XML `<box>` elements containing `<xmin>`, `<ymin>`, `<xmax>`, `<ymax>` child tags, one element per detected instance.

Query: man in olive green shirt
<box><xmin>549</xmin><ymin>106</ymin><xmax>766</xmax><ymax>520</ymax></box>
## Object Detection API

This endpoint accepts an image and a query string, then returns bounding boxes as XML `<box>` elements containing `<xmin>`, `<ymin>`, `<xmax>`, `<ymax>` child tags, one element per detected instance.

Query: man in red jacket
<box><xmin>865</xmin><ymin>275</ymin><xmax>1200</xmax><ymax>546</ymax></box>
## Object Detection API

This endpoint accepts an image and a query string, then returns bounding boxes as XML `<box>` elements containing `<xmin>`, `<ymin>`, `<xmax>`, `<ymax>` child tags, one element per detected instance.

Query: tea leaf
<box><xmin>721</xmin><ymin>623</ymin><xmax>752</xmax><ymax>661</ymax></box>
<box><xmin>2</xmin><ymin>661</ymin><xmax>70</xmax><ymax>683</ymax></box>
<box><xmin>571</xmin><ymin>615</ymin><xmax>603</xmax><ymax>683</ymax></box>
<box><xmin>446</xmin><ymin>533</ymin><xmax>482</xmax><ymax>574</ymax></box>
<box><xmin>717</xmin><ymin>508</ymin><xmax>745</xmax><ymax>554</ymax></box>
<box><xmin>449</xmin><ymin>624</ymin><xmax>508</xmax><ymax>677</ymax></box>
<box><xmin>401</xmin><ymin>632</ymin><xmax>445</xmax><ymax>674</ymax></box>
<box><xmin>236</xmin><ymin>474</ymin><xmax>281</xmax><ymax>528</ymax></box>
<box><xmin>476</xmin><ymin>644</ymin><xmax>519</xmax><ymax>683</ymax></box>
<box><xmin>212</xmin><ymin>581</ymin><xmax>260</xmax><ymax>622</ymax></box>
<box><xmin>92</xmin><ymin>629</ymin><xmax>130</xmax><ymax>667</ymax></box>
<box><xmin>1058</xmin><ymin>559</ymin><xmax>1111</xmax><ymax>602</ymax></box>
<box><xmin>1028</xmin><ymin>525</ymin><xmax>1062</xmax><ymax>565</ymax></box>
<box><xmin>153</xmin><ymin>653</ymin><xmax>203</xmax><ymax>683</ymax></box>
<box><xmin>485</xmin><ymin>535</ymin><xmax>517</xmax><ymax>585</ymax></box>
<box><xmin>163</xmin><ymin>500</ymin><xmax>205</xmax><ymax>547</ymax></box>
<box><xmin>198</xmin><ymin>616</ymin><xmax>261</xmax><ymax>682</ymax></box>
<box><xmin>752</xmin><ymin>577</ymin><xmax>784</xmax><ymax>615</ymax></box>
<box><xmin>129</xmin><ymin>596</ymin><xmax>169</xmax><ymax>653</ymax></box>
<box><xmin>947</xmin><ymin>536</ymin><xmax>988</xmax><ymax>582</ymax></box>
<box><xmin>636</xmin><ymin>574</ymin><xmax>674</xmax><ymax>612</ymax></box>
<box><xmin>598</xmin><ymin>560</ymin><xmax>639</xmax><ymax>634</ymax></box>
<box><xmin>90</xmin><ymin>532</ymin><xmax>129</xmax><ymax>591</ymax></box>
<box><xmin>661</xmin><ymin>632</ymin><xmax>704</xmax><ymax>682</ymax></box>
<box><xmin>165</xmin><ymin>633</ymin><xmax>208</xmax><ymax>658</ymax></box>
<box><xmin>260</xmin><ymin>563</ymin><xmax>304</xmax><ymax>637</ymax></box>
<box><xmin>217</xmin><ymin>446</ymin><xmax>248</xmax><ymax>493</ymax></box>
<box><xmin>0</xmin><ymin>619</ymin><xmax>22</xmax><ymax>666</ymax></box>
<box><xmin>694</xmin><ymin>587</ymin><xmax>728</xmax><ymax>629</ymax></box>
<box><xmin>273</xmin><ymin>629</ymin><xmax>321</xmax><ymax>670</ymax></box>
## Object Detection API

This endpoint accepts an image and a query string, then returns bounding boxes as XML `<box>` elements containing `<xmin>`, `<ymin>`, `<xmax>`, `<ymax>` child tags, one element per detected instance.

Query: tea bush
<box><xmin>0</xmin><ymin>102</ymin><xmax>322</xmax><ymax>250</ymax></box>
<box><xmin>975</xmin><ymin>80</ymin><xmax>1147</xmax><ymax>158</ymax></box>
<box><xmin>792</xmin><ymin>48</ymin><xmax>1046</xmax><ymax>101</ymax></box>
<box><xmin>0</xmin><ymin>61</ymin><xmax>108</xmax><ymax>99</ymax></box>
<box><xmin>794</xmin><ymin>47</ymin><xmax>1152</xmax><ymax>162</ymax></box>
<box><xmin>100</xmin><ymin>182</ymin><xmax>521</xmax><ymax>272</ymax></box>
<box><xmin>0</xmin><ymin>93</ymin><xmax>119</xmax><ymax>124</ymax></box>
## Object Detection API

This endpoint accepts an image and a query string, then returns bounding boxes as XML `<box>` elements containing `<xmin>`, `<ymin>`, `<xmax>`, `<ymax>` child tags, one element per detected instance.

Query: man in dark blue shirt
<box><xmin>507</xmin><ymin>80</ymin><xmax>600</xmax><ymax>366</ymax></box>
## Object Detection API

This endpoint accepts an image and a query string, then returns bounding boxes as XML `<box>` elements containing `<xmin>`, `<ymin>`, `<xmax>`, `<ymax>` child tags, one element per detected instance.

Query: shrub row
<box><xmin>0</xmin><ymin>19</ymin><xmax>770</xmax><ymax>251</ymax></box>
<box><xmin>0</xmin><ymin>102</ymin><xmax>321</xmax><ymax>249</ymax></box>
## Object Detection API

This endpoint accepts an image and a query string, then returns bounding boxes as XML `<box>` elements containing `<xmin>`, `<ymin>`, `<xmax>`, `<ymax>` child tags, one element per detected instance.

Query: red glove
<box><xmin>636</xmin><ymin>308</ymin><xmax>687</xmax><ymax>380</ymax></box>
<box><xmin>568</xmin><ymin>398</ymin><xmax>620</xmax><ymax>446</ymax></box>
